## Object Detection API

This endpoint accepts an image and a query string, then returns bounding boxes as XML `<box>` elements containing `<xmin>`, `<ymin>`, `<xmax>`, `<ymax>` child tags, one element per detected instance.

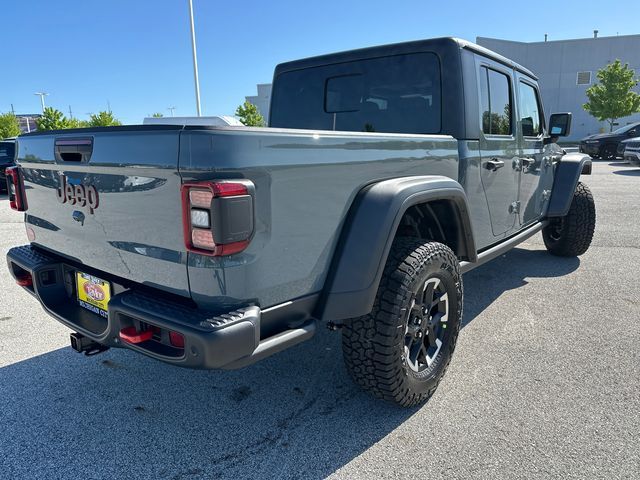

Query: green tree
<box><xmin>151</xmin><ymin>112</ymin><xmax>164</xmax><ymax>118</ymax></box>
<box><xmin>67</xmin><ymin>118</ymin><xmax>90</xmax><ymax>129</ymax></box>
<box><xmin>235</xmin><ymin>100</ymin><xmax>265</xmax><ymax>127</ymax></box>
<box><xmin>583</xmin><ymin>59</ymin><xmax>640</xmax><ymax>131</ymax></box>
<box><xmin>88</xmin><ymin>111</ymin><xmax>122</xmax><ymax>127</ymax></box>
<box><xmin>36</xmin><ymin>107</ymin><xmax>71</xmax><ymax>131</ymax></box>
<box><xmin>0</xmin><ymin>112</ymin><xmax>21</xmax><ymax>139</ymax></box>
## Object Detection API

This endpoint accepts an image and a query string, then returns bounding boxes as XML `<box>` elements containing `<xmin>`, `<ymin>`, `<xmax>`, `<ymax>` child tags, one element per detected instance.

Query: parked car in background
<box><xmin>622</xmin><ymin>137</ymin><xmax>640</xmax><ymax>167</ymax></box>
<box><xmin>580</xmin><ymin>122</ymin><xmax>640</xmax><ymax>159</ymax></box>
<box><xmin>0</xmin><ymin>138</ymin><xmax>16</xmax><ymax>193</ymax></box>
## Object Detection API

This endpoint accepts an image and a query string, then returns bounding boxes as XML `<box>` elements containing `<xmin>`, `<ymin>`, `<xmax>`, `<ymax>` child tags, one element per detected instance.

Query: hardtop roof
<box><xmin>274</xmin><ymin>37</ymin><xmax>537</xmax><ymax>80</ymax></box>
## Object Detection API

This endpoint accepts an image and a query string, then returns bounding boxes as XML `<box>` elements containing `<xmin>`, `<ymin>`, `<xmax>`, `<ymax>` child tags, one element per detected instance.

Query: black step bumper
<box><xmin>6</xmin><ymin>245</ymin><xmax>316</xmax><ymax>369</ymax></box>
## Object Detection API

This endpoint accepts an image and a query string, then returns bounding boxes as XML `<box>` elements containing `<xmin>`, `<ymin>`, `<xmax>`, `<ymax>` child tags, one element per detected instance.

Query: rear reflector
<box><xmin>119</xmin><ymin>327</ymin><xmax>153</xmax><ymax>344</ymax></box>
<box><xmin>26</xmin><ymin>226</ymin><xmax>36</xmax><ymax>242</ymax></box>
<box><xmin>169</xmin><ymin>331</ymin><xmax>185</xmax><ymax>348</ymax></box>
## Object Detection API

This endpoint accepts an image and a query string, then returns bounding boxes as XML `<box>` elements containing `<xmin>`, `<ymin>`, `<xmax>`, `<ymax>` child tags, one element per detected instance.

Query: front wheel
<box><xmin>543</xmin><ymin>182</ymin><xmax>596</xmax><ymax>257</ymax></box>
<box><xmin>599</xmin><ymin>144</ymin><xmax>617</xmax><ymax>160</ymax></box>
<box><xmin>342</xmin><ymin>239</ymin><xmax>463</xmax><ymax>407</ymax></box>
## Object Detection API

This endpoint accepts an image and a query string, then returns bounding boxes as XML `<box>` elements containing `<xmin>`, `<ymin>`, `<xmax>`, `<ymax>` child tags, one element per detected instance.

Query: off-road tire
<box><xmin>543</xmin><ymin>182</ymin><xmax>596</xmax><ymax>257</ymax></box>
<box><xmin>342</xmin><ymin>238</ymin><xmax>463</xmax><ymax>407</ymax></box>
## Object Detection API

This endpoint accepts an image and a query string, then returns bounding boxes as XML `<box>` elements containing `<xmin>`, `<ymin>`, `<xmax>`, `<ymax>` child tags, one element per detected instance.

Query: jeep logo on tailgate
<box><xmin>56</xmin><ymin>174</ymin><xmax>99</xmax><ymax>214</ymax></box>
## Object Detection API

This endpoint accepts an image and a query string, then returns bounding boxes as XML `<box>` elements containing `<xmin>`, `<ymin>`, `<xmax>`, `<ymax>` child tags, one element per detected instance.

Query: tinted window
<box><xmin>612</xmin><ymin>122</ymin><xmax>640</xmax><ymax>134</ymax></box>
<box><xmin>270</xmin><ymin>53</ymin><xmax>441</xmax><ymax>134</ymax></box>
<box><xmin>479</xmin><ymin>67</ymin><xmax>512</xmax><ymax>135</ymax></box>
<box><xmin>0</xmin><ymin>142</ymin><xmax>15</xmax><ymax>162</ymax></box>
<box><xmin>325</xmin><ymin>75</ymin><xmax>364</xmax><ymax>112</ymax></box>
<box><xmin>518</xmin><ymin>82</ymin><xmax>543</xmax><ymax>136</ymax></box>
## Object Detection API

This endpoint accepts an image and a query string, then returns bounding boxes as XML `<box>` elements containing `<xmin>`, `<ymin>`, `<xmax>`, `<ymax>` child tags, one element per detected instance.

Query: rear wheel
<box><xmin>543</xmin><ymin>182</ymin><xmax>596</xmax><ymax>257</ymax></box>
<box><xmin>342</xmin><ymin>239</ymin><xmax>463</xmax><ymax>407</ymax></box>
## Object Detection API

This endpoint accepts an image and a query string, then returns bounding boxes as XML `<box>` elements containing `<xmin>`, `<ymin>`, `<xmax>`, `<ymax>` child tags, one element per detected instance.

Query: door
<box><xmin>477</xmin><ymin>63</ymin><xmax>520</xmax><ymax>237</ymax></box>
<box><xmin>515</xmin><ymin>76</ymin><xmax>556</xmax><ymax>226</ymax></box>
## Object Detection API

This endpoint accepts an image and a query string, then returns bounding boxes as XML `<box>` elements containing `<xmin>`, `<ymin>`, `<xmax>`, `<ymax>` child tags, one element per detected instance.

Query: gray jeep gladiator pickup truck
<box><xmin>6</xmin><ymin>38</ymin><xmax>595</xmax><ymax>406</ymax></box>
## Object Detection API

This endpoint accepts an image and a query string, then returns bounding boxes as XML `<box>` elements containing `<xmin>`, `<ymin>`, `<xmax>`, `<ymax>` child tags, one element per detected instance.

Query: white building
<box><xmin>245</xmin><ymin>83</ymin><xmax>272</xmax><ymax>122</ymax></box>
<box><xmin>16</xmin><ymin>114</ymin><xmax>40</xmax><ymax>133</ymax></box>
<box><xmin>477</xmin><ymin>33</ymin><xmax>640</xmax><ymax>141</ymax></box>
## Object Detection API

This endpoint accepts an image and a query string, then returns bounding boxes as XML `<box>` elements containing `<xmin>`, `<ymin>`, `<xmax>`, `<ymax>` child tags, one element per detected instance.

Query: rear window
<box><xmin>270</xmin><ymin>53</ymin><xmax>441</xmax><ymax>134</ymax></box>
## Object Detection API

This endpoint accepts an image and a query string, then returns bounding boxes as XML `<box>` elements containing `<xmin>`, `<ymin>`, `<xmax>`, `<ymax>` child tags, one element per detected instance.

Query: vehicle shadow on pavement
<box><xmin>0</xmin><ymin>327</ymin><xmax>415</xmax><ymax>479</ymax></box>
<box><xmin>612</xmin><ymin>169</ymin><xmax>640</xmax><ymax>176</ymax></box>
<box><xmin>0</xmin><ymin>247</ymin><xmax>579</xmax><ymax>479</ymax></box>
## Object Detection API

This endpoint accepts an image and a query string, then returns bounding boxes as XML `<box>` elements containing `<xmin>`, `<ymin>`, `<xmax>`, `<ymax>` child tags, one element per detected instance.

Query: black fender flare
<box><xmin>318</xmin><ymin>176</ymin><xmax>476</xmax><ymax>322</ymax></box>
<box><xmin>546</xmin><ymin>153</ymin><xmax>592</xmax><ymax>217</ymax></box>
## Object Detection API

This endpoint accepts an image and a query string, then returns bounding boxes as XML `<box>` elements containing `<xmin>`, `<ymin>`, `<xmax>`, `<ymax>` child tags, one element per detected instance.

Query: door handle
<box><xmin>485</xmin><ymin>159</ymin><xmax>505</xmax><ymax>171</ymax></box>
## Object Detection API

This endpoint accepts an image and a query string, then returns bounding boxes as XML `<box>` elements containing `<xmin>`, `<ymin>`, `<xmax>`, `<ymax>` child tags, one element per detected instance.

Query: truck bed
<box><xmin>16</xmin><ymin>126</ymin><xmax>460</xmax><ymax>320</ymax></box>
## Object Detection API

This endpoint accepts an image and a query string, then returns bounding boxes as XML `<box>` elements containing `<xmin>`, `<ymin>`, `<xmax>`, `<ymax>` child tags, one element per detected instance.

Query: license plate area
<box><xmin>76</xmin><ymin>272</ymin><xmax>111</xmax><ymax>319</ymax></box>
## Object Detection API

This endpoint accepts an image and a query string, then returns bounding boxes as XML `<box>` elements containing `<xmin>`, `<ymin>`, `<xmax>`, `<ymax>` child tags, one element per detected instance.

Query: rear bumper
<box><xmin>6</xmin><ymin>245</ymin><xmax>316</xmax><ymax>369</ymax></box>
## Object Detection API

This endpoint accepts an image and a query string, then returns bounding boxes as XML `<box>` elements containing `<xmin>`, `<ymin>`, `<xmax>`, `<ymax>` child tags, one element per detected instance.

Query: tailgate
<box><xmin>16</xmin><ymin>126</ymin><xmax>189</xmax><ymax>298</ymax></box>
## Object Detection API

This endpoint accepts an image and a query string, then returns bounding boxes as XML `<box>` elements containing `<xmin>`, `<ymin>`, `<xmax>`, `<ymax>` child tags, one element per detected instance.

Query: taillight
<box><xmin>181</xmin><ymin>181</ymin><xmax>254</xmax><ymax>256</ymax></box>
<box><xmin>6</xmin><ymin>166</ymin><xmax>28</xmax><ymax>212</ymax></box>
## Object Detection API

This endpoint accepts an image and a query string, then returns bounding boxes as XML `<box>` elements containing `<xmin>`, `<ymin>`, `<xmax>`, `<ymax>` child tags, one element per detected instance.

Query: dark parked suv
<box><xmin>0</xmin><ymin>139</ymin><xmax>16</xmax><ymax>193</ymax></box>
<box><xmin>580</xmin><ymin>122</ymin><xmax>640</xmax><ymax>159</ymax></box>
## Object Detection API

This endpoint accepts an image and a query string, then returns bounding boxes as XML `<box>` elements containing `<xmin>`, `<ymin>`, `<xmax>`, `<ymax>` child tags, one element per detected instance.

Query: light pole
<box><xmin>34</xmin><ymin>92</ymin><xmax>49</xmax><ymax>112</ymax></box>
<box><xmin>188</xmin><ymin>0</ymin><xmax>202</xmax><ymax>116</ymax></box>
<box><xmin>20</xmin><ymin>117</ymin><xmax>31</xmax><ymax>133</ymax></box>
<box><xmin>167</xmin><ymin>106</ymin><xmax>177</xmax><ymax>117</ymax></box>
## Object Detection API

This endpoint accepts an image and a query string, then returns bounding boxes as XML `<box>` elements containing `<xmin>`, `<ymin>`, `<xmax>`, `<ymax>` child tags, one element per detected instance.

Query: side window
<box><xmin>479</xmin><ymin>67</ymin><xmax>512</xmax><ymax>135</ymax></box>
<box><xmin>518</xmin><ymin>82</ymin><xmax>543</xmax><ymax>137</ymax></box>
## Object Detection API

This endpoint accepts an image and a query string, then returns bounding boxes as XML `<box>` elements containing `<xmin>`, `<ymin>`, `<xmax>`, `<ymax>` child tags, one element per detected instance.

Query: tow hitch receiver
<box><xmin>70</xmin><ymin>332</ymin><xmax>109</xmax><ymax>356</ymax></box>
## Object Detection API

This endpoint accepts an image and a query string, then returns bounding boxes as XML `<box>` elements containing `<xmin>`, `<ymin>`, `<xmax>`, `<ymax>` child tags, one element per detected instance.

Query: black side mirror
<box><xmin>627</xmin><ymin>130</ymin><xmax>637</xmax><ymax>137</ymax></box>
<box><xmin>548</xmin><ymin>113</ymin><xmax>572</xmax><ymax>137</ymax></box>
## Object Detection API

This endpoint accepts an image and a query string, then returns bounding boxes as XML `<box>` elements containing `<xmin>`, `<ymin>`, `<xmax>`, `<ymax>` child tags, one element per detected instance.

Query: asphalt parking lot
<box><xmin>0</xmin><ymin>160</ymin><xmax>638</xmax><ymax>480</ymax></box>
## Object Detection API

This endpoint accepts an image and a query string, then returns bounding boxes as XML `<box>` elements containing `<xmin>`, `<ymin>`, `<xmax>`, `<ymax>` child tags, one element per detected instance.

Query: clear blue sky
<box><xmin>2</xmin><ymin>0</ymin><xmax>639</xmax><ymax>124</ymax></box>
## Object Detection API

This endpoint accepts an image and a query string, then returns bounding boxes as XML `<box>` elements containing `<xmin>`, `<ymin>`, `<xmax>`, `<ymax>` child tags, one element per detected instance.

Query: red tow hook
<box><xmin>119</xmin><ymin>327</ymin><xmax>154</xmax><ymax>344</ymax></box>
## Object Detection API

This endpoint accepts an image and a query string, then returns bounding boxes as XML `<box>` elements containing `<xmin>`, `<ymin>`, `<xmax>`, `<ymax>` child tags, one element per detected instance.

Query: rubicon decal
<box><xmin>56</xmin><ymin>174</ymin><xmax>99</xmax><ymax>214</ymax></box>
